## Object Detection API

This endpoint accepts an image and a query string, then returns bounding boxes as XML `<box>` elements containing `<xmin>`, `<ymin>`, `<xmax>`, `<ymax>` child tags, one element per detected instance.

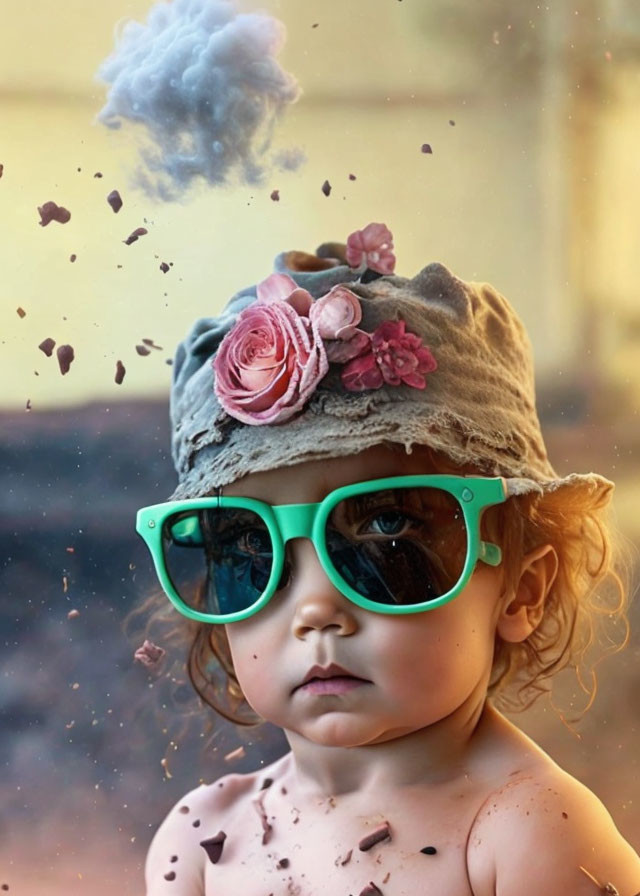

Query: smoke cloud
<box><xmin>95</xmin><ymin>0</ymin><xmax>304</xmax><ymax>199</ymax></box>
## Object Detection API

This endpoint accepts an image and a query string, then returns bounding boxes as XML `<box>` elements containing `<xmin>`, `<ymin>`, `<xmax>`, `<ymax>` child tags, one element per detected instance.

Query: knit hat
<box><xmin>169</xmin><ymin>223</ymin><xmax>613</xmax><ymax>505</ymax></box>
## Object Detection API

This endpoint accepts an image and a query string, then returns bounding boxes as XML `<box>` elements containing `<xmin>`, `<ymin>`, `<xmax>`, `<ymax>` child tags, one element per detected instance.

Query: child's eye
<box><xmin>362</xmin><ymin>510</ymin><xmax>413</xmax><ymax>537</ymax></box>
<box><xmin>234</xmin><ymin>528</ymin><xmax>271</xmax><ymax>556</ymax></box>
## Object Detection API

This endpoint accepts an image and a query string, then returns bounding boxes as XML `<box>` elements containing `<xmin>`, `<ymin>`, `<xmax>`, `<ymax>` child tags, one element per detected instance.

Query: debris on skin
<box><xmin>115</xmin><ymin>360</ymin><xmax>126</xmax><ymax>384</ymax></box>
<box><xmin>123</xmin><ymin>226</ymin><xmax>148</xmax><ymax>245</ymax></box>
<box><xmin>578</xmin><ymin>866</ymin><xmax>621</xmax><ymax>895</ymax></box>
<box><xmin>349</xmin><ymin>173</ymin><xmax>356</xmax><ymax>180</ymax></box>
<box><xmin>421</xmin><ymin>143</ymin><xmax>433</xmax><ymax>154</ymax></box>
<box><xmin>107</xmin><ymin>189</ymin><xmax>123</xmax><ymax>213</ymax></box>
<box><xmin>252</xmin><ymin>791</ymin><xmax>273</xmax><ymax>845</ymax></box>
<box><xmin>25</xmin><ymin>399</ymin><xmax>32</xmax><ymax>412</ymax></box>
<box><xmin>270</xmin><ymin>189</ymin><xmax>280</xmax><ymax>201</ymax></box>
<box><xmin>260</xmin><ymin>778</ymin><xmax>274</xmax><ymax>790</ymax></box>
<box><xmin>276</xmin><ymin>858</ymin><xmax>289</xmax><ymax>869</ymax></box>
<box><xmin>70</xmin><ymin>254</ymin><xmax>77</xmax><ymax>262</ymax></box>
<box><xmin>359</xmin><ymin>883</ymin><xmax>382</xmax><ymax>896</ymax></box>
<box><xmin>449</xmin><ymin>119</ymin><xmax>456</xmax><ymax>126</ymax></box>
<box><xmin>57</xmin><ymin>344</ymin><xmax>75</xmax><ymax>375</ymax></box>
<box><xmin>134</xmin><ymin>639</ymin><xmax>166</xmax><ymax>668</ymax></box>
<box><xmin>170</xmin><ymin>856</ymin><xmax>178</xmax><ymax>863</ymax></box>
<box><xmin>200</xmin><ymin>831</ymin><xmax>227</xmax><ymax>864</ymax></box>
<box><xmin>358</xmin><ymin>821</ymin><xmax>392</xmax><ymax>852</ymax></box>
<box><xmin>192</xmin><ymin>819</ymin><xmax>201</xmax><ymax>828</ymax></box>
<box><xmin>420</xmin><ymin>845</ymin><xmax>437</xmax><ymax>855</ymax></box>
<box><xmin>224</xmin><ymin>745</ymin><xmax>246</xmax><ymax>763</ymax></box>
<box><xmin>382</xmin><ymin>872</ymin><xmax>390</xmax><ymax>884</ymax></box>
<box><xmin>16</xmin><ymin>307</ymin><xmax>26</xmax><ymax>318</ymax></box>
<box><xmin>334</xmin><ymin>849</ymin><xmax>352</xmax><ymax>867</ymax></box>
<box><xmin>178</xmin><ymin>806</ymin><xmax>190</xmax><ymax>814</ymax></box>
<box><xmin>38</xmin><ymin>201</ymin><xmax>71</xmax><ymax>226</ymax></box>
<box><xmin>160</xmin><ymin>261</ymin><xmax>170</xmax><ymax>273</ymax></box>
<box><xmin>94</xmin><ymin>172</ymin><xmax>103</xmax><ymax>178</ymax></box>
<box><xmin>136</xmin><ymin>344</ymin><xmax>151</xmax><ymax>356</ymax></box>
<box><xmin>163</xmin><ymin>871</ymin><xmax>176</xmax><ymax>881</ymax></box>
<box><xmin>321</xmin><ymin>179</ymin><xmax>331</xmax><ymax>196</ymax></box>
<box><xmin>67</xmin><ymin>609</ymin><xmax>80</xmax><ymax>619</ymax></box>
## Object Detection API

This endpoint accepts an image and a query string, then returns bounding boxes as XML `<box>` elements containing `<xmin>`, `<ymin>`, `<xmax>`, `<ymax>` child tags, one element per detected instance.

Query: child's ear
<box><xmin>496</xmin><ymin>544</ymin><xmax>559</xmax><ymax>643</ymax></box>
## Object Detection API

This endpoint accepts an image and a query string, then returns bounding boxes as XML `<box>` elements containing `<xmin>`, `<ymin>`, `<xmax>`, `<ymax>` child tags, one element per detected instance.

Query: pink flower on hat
<box><xmin>341</xmin><ymin>319</ymin><xmax>437</xmax><ymax>392</ymax></box>
<box><xmin>308</xmin><ymin>284</ymin><xmax>372</xmax><ymax>362</ymax></box>
<box><xmin>213</xmin><ymin>274</ymin><xmax>328</xmax><ymax>425</ymax></box>
<box><xmin>346</xmin><ymin>223</ymin><xmax>396</xmax><ymax>275</ymax></box>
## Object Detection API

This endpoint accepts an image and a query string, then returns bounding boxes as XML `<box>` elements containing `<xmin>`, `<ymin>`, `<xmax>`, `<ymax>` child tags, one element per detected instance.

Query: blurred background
<box><xmin>1</xmin><ymin>0</ymin><xmax>639</xmax><ymax>892</ymax></box>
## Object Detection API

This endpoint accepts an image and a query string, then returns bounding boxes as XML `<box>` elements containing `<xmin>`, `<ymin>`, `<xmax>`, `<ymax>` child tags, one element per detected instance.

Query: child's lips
<box><xmin>294</xmin><ymin>662</ymin><xmax>371</xmax><ymax>695</ymax></box>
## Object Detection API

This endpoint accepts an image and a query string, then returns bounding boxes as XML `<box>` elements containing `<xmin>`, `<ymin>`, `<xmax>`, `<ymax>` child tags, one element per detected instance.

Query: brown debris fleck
<box><xmin>115</xmin><ymin>360</ymin><xmax>126</xmax><ymax>385</ymax></box>
<box><xmin>224</xmin><ymin>745</ymin><xmax>246</xmax><ymax>763</ymax></box>
<box><xmin>321</xmin><ymin>179</ymin><xmax>331</xmax><ymax>197</ymax></box>
<box><xmin>163</xmin><ymin>871</ymin><xmax>176</xmax><ymax>881</ymax></box>
<box><xmin>57</xmin><ymin>344</ymin><xmax>75</xmax><ymax>375</ymax></box>
<box><xmin>107</xmin><ymin>190</ymin><xmax>123</xmax><ymax>213</ymax></box>
<box><xmin>142</xmin><ymin>338</ymin><xmax>163</xmax><ymax>349</ymax></box>
<box><xmin>359</xmin><ymin>883</ymin><xmax>382</xmax><ymax>896</ymax></box>
<box><xmin>421</xmin><ymin>143</ymin><xmax>433</xmax><ymax>154</ymax></box>
<box><xmin>123</xmin><ymin>227</ymin><xmax>148</xmax><ymax>245</ymax></box>
<box><xmin>160</xmin><ymin>261</ymin><xmax>170</xmax><ymax>273</ymax></box>
<box><xmin>25</xmin><ymin>399</ymin><xmax>31</xmax><ymax>412</ymax></box>
<box><xmin>16</xmin><ymin>307</ymin><xmax>26</xmax><ymax>318</ymax></box>
<box><xmin>270</xmin><ymin>189</ymin><xmax>280</xmax><ymax>201</ymax></box>
<box><xmin>252</xmin><ymin>792</ymin><xmax>273</xmax><ymax>844</ymax></box>
<box><xmin>276</xmin><ymin>858</ymin><xmax>289</xmax><ymax>869</ymax></box>
<box><xmin>38</xmin><ymin>201</ymin><xmax>71</xmax><ymax>226</ymax></box>
<box><xmin>358</xmin><ymin>821</ymin><xmax>391</xmax><ymax>852</ymax></box>
<box><xmin>349</xmin><ymin>173</ymin><xmax>356</xmax><ymax>180</ymax></box>
<box><xmin>0</xmin><ymin>163</ymin><xmax>3</xmax><ymax>178</ymax></box>
<box><xmin>136</xmin><ymin>345</ymin><xmax>151</xmax><ymax>356</ymax></box>
<box><xmin>382</xmin><ymin>872</ymin><xmax>390</xmax><ymax>884</ymax></box>
<box><xmin>39</xmin><ymin>338</ymin><xmax>56</xmax><ymax>357</ymax></box>
<box><xmin>420</xmin><ymin>845</ymin><xmax>437</xmax><ymax>855</ymax></box>
<box><xmin>70</xmin><ymin>254</ymin><xmax>77</xmax><ymax>262</ymax></box>
<box><xmin>134</xmin><ymin>639</ymin><xmax>166</xmax><ymax>668</ymax></box>
<box><xmin>334</xmin><ymin>849</ymin><xmax>352</xmax><ymax>867</ymax></box>
<box><xmin>200</xmin><ymin>831</ymin><xmax>226</xmax><ymax>864</ymax></box>
<box><xmin>178</xmin><ymin>806</ymin><xmax>190</xmax><ymax>814</ymax></box>
<box><xmin>94</xmin><ymin>172</ymin><xmax>103</xmax><ymax>178</ymax></box>
<box><xmin>260</xmin><ymin>778</ymin><xmax>274</xmax><ymax>791</ymax></box>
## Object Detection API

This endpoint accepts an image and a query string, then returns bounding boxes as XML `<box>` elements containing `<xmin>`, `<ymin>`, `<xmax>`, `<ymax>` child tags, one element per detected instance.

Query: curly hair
<box><xmin>124</xmin><ymin>444</ymin><xmax>636</xmax><ymax>747</ymax></box>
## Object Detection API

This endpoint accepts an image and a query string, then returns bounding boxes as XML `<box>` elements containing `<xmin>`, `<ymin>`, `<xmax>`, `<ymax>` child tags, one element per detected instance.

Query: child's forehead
<box><xmin>220</xmin><ymin>442</ymin><xmax>482</xmax><ymax>502</ymax></box>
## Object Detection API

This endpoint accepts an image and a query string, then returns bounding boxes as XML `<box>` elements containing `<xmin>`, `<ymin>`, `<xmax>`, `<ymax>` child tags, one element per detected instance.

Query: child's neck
<box><xmin>282</xmin><ymin>691</ymin><xmax>499</xmax><ymax>800</ymax></box>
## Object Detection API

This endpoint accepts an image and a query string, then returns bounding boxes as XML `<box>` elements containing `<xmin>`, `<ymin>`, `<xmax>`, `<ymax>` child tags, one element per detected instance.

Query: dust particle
<box><xmin>38</xmin><ymin>201</ymin><xmax>71</xmax><ymax>226</ymax></box>
<box><xmin>270</xmin><ymin>189</ymin><xmax>280</xmax><ymax>201</ymax></box>
<box><xmin>163</xmin><ymin>871</ymin><xmax>176</xmax><ymax>881</ymax></box>
<box><xmin>57</xmin><ymin>344</ymin><xmax>75</xmax><ymax>375</ymax></box>
<box><xmin>70</xmin><ymin>254</ymin><xmax>77</xmax><ymax>262</ymax></box>
<box><xmin>115</xmin><ymin>360</ymin><xmax>126</xmax><ymax>385</ymax></box>
<box><xmin>421</xmin><ymin>143</ymin><xmax>433</xmax><ymax>154</ymax></box>
<box><xmin>136</xmin><ymin>345</ymin><xmax>151</xmax><ymax>356</ymax></box>
<box><xmin>321</xmin><ymin>180</ymin><xmax>331</xmax><ymax>196</ymax></box>
<box><xmin>160</xmin><ymin>262</ymin><xmax>170</xmax><ymax>273</ymax></box>
<box><xmin>420</xmin><ymin>846</ymin><xmax>437</xmax><ymax>855</ymax></box>
<box><xmin>107</xmin><ymin>190</ymin><xmax>123</xmax><ymax>213</ymax></box>
<box><xmin>124</xmin><ymin>227</ymin><xmax>148</xmax><ymax>245</ymax></box>
<box><xmin>16</xmin><ymin>307</ymin><xmax>26</xmax><ymax>318</ymax></box>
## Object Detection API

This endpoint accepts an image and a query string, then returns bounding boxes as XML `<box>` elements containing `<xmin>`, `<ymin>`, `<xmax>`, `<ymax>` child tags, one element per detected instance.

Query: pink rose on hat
<box><xmin>346</xmin><ymin>222</ymin><xmax>396</xmax><ymax>275</ymax></box>
<box><xmin>213</xmin><ymin>274</ymin><xmax>328</xmax><ymax>425</ymax></box>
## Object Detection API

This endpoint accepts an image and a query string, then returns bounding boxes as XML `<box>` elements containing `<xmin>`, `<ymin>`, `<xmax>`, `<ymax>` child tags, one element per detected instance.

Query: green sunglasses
<box><xmin>136</xmin><ymin>474</ymin><xmax>507</xmax><ymax>624</ymax></box>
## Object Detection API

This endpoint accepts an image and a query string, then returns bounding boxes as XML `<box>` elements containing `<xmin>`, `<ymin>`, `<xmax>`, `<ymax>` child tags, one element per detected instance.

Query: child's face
<box><xmin>222</xmin><ymin>444</ymin><xmax>506</xmax><ymax>750</ymax></box>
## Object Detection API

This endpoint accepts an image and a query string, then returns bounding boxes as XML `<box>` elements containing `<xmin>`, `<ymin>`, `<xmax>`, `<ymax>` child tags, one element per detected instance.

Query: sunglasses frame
<box><xmin>136</xmin><ymin>474</ymin><xmax>507</xmax><ymax>624</ymax></box>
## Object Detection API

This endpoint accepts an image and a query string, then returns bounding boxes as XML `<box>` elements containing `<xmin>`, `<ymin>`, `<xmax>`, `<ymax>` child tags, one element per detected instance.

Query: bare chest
<box><xmin>202</xmin><ymin>784</ymin><xmax>490</xmax><ymax>896</ymax></box>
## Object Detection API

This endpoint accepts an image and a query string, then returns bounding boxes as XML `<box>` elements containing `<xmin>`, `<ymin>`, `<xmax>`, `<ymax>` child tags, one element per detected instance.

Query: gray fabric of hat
<box><xmin>169</xmin><ymin>242</ymin><xmax>612</xmax><ymax>505</ymax></box>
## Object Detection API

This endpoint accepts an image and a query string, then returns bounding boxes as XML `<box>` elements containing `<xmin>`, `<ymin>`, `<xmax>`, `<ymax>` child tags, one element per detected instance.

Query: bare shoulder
<box><xmin>470</xmin><ymin>758</ymin><xmax>640</xmax><ymax>896</ymax></box>
<box><xmin>145</xmin><ymin>753</ymin><xmax>291</xmax><ymax>895</ymax></box>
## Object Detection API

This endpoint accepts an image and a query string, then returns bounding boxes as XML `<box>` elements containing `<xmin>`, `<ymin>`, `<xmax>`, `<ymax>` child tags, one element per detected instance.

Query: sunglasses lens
<box><xmin>326</xmin><ymin>487</ymin><xmax>467</xmax><ymax>606</ymax></box>
<box><xmin>162</xmin><ymin>508</ymin><xmax>275</xmax><ymax>616</ymax></box>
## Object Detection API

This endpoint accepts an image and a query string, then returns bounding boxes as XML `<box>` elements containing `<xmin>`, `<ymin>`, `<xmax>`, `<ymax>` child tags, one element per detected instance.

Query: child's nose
<box><xmin>284</xmin><ymin>539</ymin><xmax>358</xmax><ymax>639</ymax></box>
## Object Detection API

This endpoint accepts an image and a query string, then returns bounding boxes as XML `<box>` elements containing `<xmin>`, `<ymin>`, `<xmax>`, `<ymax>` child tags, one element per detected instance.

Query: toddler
<box><xmin>136</xmin><ymin>223</ymin><xmax>640</xmax><ymax>895</ymax></box>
